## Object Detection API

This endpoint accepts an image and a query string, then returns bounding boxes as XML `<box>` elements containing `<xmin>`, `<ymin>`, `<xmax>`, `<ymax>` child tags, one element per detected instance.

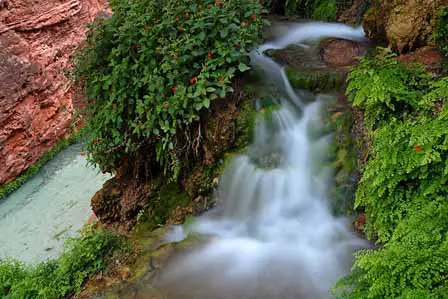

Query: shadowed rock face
<box><xmin>363</xmin><ymin>0</ymin><xmax>447</xmax><ymax>53</ymax></box>
<box><xmin>0</xmin><ymin>0</ymin><xmax>108</xmax><ymax>184</ymax></box>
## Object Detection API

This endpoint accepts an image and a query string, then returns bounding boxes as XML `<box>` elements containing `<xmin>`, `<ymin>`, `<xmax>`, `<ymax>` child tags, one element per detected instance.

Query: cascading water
<box><xmin>158</xmin><ymin>22</ymin><xmax>367</xmax><ymax>298</ymax></box>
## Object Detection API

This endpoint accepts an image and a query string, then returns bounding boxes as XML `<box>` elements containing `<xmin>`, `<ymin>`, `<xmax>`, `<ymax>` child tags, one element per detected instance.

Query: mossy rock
<box><xmin>84</xmin><ymin>224</ymin><xmax>205</xmax><ymax>299</ymax></box>
<box><xmin>234</xmin><ymin>97</ymin><xmax>258</xmax><ymax>149</ymax></box>
<box><xmin>286</xmin><ymin>67</ymin><xmax>347</xmax><ymax>92</ymax></box>
<box><xmin>363</xmin><ymin>0</ymin><xmax>443</xmax><ymax>53</ymax></box>
<box><xmin>321</xmin><ymin>99</ymin><xmax>360</xmax><ymax>216</ymax></box>
<box><xmin>265</xmin><ymin>44</ymin><xmax>327</xmax><ymax>70</ymax></box>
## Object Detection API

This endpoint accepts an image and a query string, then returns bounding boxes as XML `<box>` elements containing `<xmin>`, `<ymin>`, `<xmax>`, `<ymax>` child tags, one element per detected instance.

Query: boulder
<box><xmin>363</xmin><ymin>0</ymin><xmax>447</xmax><ymax>53</ymax></box>
<box><xmin>91</xmin><ymin>178</ymin><xmax>158</xmax><ymax>230</ymax></box>
<box><xmin>320</xmin><ymin>38</ymin><xmax>369</xmax><ymax>67</ymax></box>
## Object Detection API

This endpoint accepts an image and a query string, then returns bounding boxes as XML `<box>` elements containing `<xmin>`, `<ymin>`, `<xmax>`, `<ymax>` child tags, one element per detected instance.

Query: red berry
<box><xmin>172</xmin><ymin>87</ymin><xmax>177</xmax><ymax>93</ymax></box>
<box><xmin>250</xmin><ymin>14</ymin><xmax>257</xmax><ymax>20</ymax></box>
<box><xmin>414</xmin><ymin>144</ymin><xmax>422</xmax><ymax>152</ymax></box>
<box><xmin>208</xmin><ymin>52</ymin><xmax>213</xmax><ymax>58</ymax></box>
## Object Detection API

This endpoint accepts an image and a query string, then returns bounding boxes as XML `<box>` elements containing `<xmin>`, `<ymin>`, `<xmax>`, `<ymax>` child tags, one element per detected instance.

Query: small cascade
<box><xmin>158</xmin><ymin>22</ymin><xmax>367</xmax><ymax>299</ymax></box>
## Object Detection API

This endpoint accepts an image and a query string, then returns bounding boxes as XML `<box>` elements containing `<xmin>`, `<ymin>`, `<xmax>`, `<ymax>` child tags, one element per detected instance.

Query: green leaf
<box><xmin>238</xmin><ymin>62</ymin><xmax>250</xmax><ymax>72</ymax></box>
<box><xmin>203</xmin><ymin>98</ymin><xmax>210</xmax><ymax>108</ymax></box>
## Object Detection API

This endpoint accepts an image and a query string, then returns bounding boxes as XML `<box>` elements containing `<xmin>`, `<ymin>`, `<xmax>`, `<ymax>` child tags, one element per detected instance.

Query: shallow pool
<box><xmin>0</xmin><ymin>144</ymin><xmax>111</xmax><ymax>263</ymax></box>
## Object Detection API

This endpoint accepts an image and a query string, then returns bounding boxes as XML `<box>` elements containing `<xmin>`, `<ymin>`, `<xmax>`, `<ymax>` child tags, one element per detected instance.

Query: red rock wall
<box><xmin>0</xmin><ymin>0</ymin><xmax>108</xmax><ymax>184</ymax></box>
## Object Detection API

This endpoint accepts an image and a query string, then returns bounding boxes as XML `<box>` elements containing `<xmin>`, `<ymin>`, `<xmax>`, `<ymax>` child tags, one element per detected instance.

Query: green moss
<box><xmin>234</xmin><ymin>98</ymin><xmax>258</xmax><ymax>149</ymax></box>
<box><xmin>135</xmin><ymin>181</ymin><xmax>192</xmax><ymax>231</ymax></box>
<box><xmin>144</xmin><ymin>183</ymin><xmax>189</xmax><ymax>229</ymax></box>
<box><xmin>286</xmin><ymin>68</ymin><xmax>347</xmax><ymax>92</ymax></box>
<box><xmin>0</xmin><ymin>128</ymin><xmax>85</xmax><ymax>200</ymax></box>
<box><xmin>322</xmin><ymin>101</ymin><xmax>359</xmax><ymax>216</ymax></box>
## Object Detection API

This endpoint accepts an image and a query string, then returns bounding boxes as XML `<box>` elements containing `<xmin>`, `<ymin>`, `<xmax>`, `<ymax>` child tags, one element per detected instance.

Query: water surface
<box><xmin>0</xmin><ymin>144</ymin><xmax>111</xmax><ymax>263</ymax></box>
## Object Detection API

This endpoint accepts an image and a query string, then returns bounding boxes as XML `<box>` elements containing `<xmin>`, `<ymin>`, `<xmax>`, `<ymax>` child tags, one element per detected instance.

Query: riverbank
<box><xmin>0</xmin><ymin>127</ymin><xmax>85</xmax><ymax>200</ymax></box>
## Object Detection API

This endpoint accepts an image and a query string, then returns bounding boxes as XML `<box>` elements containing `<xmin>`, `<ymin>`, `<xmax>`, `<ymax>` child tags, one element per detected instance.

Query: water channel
<box><xmin>0</xmin><ymin>144</ymin><xmax>110</xmax><ymax>263</ymax></box>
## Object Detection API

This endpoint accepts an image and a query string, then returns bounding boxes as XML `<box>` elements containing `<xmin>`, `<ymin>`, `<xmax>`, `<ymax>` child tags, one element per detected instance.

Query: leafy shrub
<box><xmin>284</xmin><ymin>0</ymin><xmax>336</xmax><ymax>21</ymax></box>
<box><xmin>74</xmin><ymin>0</ymin><xmax>265</xmax><ymax>179</ymax></box>
<box><xmin>346</xmin><ymin>50</ymin><xmax>432</xmax><ymax>130</ymax></box>
<box><xmin>434</xmin><ymin>6</ymin><xmax>448</xmax><ymax>57</ymax></box>
<box><xmin>0</xmin><ymin>228</ymin><xmax>126</xmax><ymax>299</ymax></box>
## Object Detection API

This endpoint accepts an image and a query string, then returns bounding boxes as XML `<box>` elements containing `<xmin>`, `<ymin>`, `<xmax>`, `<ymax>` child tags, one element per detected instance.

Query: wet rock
<box><xmin>266</xmin><ymin>38</ymin><xmax>369</xmax><ymax>92</ymax></box>
<box><xmin>320</xmin><ymin>38</ymin><xmax>369</xmax><ymax>67</ymax></box>
<box><xmin>265</xmin><ymin>44</ymin><xmax>328</xmax><ymax>70</ymax></box>
<box><xmin>363</xmin><ymin>0</ymin><xmax>446</xmax><ymax>53</ymax></box>
<box><xmin>353</xmin><ymin>212</ymin><xmax>366</xmax><ymax>235</ymax></box>
<box><xmin>91</xmin><ymin>178</ymin><xmax>159</xmax><ymax>230</ymax></box>
<box><xmin>0</xmin><ymin>0</ymin><xmax>108</xmax><ymax>184</ymax></box>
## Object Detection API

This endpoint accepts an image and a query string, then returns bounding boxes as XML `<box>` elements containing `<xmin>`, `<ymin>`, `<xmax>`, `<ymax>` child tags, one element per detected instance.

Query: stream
<box><xmin>0</xmin><ymin>144</ymin><xmax>111</xmax><ymax>263</ymax></box>
<box><xmin>100</xmin><ymin>21</ymin><xmax>369</xmax><ymax>299</ymax></box>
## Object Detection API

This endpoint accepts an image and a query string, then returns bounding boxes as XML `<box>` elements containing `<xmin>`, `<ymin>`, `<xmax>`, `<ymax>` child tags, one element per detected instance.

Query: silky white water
<box><xmin>159</xmin><ymin>22</ymin><xmax>367</xmax><ymax>298</ymax></box>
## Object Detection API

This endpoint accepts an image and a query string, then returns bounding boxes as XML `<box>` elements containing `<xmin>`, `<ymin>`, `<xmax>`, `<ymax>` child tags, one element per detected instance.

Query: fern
<box><xmin>335</xmin><ymin>199</ymin><xmax>448</xmax><ymax>299</ymax></box>
<box><xmin>356</xmin><ymin>109</ymin><xmax>448</xmax><ymax>242</ymax></box>
<box><xmin>346</xmin><ymin>50</ymin><xmax>432</xmax><ymax>130</ymax></box>
<box><xmin>335</xmin><ymin>49</ymin><xmax>448</xmax><ymax>298</ymax></box>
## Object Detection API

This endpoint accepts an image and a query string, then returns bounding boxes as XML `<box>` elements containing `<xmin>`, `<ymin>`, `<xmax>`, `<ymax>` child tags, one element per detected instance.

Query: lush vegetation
<box><xmin>0</xmin><ymin>227</ymin><xmax>126</xmax><ymax>299</ymax></box>
<box><xmin>74</xmin><ymin>0</ymin><xmax>265</xmax><ymax>180</ymax></box>
<box><xmin>284</xmin><ymin>0</ymin><xmax>337</xmax><ymax>21</ymax></box>
<box><xmin>346</xmin><ymin>50</ymin><xmax>432</xmax><ymax>130</ymax></box>
<box><xmin>335</xmin><ymin>51</ymin><xmax>448</xmax><ymax>298</ymax></box>
<box><xmin>0</xmin><ymin>129</ymin><xmax>84</xmax><ymax>200</ymax></box>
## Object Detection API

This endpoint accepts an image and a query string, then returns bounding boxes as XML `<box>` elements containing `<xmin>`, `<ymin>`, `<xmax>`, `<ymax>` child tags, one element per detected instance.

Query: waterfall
<box><xmin>159</xmin><ymin>22</ymin><xmax>367</xmax><ymax>299</ymax></box>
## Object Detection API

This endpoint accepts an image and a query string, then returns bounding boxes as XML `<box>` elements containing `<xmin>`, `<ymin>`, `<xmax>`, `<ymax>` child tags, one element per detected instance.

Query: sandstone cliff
<box><xmin>0</xmin><ymin>0</ymin><xmax>108</xmax><ymax>184</ymax></box>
